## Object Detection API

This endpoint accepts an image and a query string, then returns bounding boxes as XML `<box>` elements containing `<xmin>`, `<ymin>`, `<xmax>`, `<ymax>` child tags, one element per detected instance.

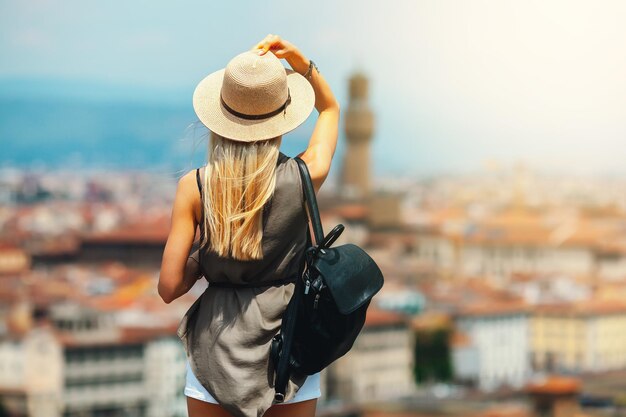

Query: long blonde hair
<box><xmin>200</xmin><ymin>132</ymin><xmax>281</xmax><ymax>260</ymax></box>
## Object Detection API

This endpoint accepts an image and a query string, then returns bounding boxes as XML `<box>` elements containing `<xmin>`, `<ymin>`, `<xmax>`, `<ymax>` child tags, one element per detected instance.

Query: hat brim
<box><xmin>192</xmin><ymin>67</ymin><xmax>315</xmax><ymax>142</ymax></box>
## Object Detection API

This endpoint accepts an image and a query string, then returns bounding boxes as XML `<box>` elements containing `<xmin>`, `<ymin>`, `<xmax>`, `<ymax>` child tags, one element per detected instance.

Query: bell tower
<box><xmin>342</xmin><ymin>72</ymin><xmax>374</xmax><ymax>199</ymax></box>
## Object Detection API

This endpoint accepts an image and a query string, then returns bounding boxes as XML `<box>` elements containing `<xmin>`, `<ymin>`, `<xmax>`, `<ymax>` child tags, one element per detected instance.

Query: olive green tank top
<box><xmin>176</xmin><ymin>152</ymin><xmax>311</xmax><ymax>417</ymax></box>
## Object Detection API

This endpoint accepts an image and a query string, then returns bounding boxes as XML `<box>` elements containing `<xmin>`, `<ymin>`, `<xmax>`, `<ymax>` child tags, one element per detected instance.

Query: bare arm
<box><xmin>158</xmin><ymin>172</ymin><xmax>204</xmax><ymax>304</ymax></box>
<box><xmin>255</xmin><ymin>35</ymin><xmax>340</xmax><ymax>193</ymax></box>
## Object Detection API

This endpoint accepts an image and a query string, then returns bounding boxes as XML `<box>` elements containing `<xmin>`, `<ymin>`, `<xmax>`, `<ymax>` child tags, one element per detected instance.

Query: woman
<box><xmin>158</xmin><ymin>34</ymin><xmax>339</xmax><ymax>417</ymax></box>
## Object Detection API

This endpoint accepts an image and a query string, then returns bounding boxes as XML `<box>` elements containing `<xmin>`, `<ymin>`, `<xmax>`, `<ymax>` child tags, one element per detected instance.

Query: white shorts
<box><xmin>184</xmin><ymin>359</ymin><xmax>321</xmax><ymax>404</ymax></box>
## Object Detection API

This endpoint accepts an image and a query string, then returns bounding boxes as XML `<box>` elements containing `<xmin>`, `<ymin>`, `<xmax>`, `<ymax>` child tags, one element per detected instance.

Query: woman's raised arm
<box><xmin>255</xmin><ymin>35</ymin><xmax>340</xmax><ymax>193</ymax></box>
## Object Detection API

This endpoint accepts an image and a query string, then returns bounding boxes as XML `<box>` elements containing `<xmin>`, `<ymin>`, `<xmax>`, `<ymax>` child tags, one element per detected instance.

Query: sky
<box><xmin>1</xmin><ymin>0</ymin><xmax>626</xmax><ymax>176</ymax></box>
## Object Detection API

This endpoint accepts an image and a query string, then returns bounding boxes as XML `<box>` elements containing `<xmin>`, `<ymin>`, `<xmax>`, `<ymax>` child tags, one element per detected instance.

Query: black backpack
<box><xmin>271</xmin><ymin>157</ymin><xmax>384</xmax><ymax>403</ymax></box>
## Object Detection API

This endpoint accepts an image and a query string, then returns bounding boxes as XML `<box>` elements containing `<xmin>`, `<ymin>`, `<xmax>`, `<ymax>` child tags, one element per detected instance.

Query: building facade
<box><xmin>326</xmin><ymin>309</ymin><xmax>415</xmax><ymax>403</ymax></box>
<box><xmin>531</xmin><ymin>301</ymin><xmax>626</xmax><ymax>373</ymax></box>
<box><xmin>452</xmin><ymin>306</ymin><xmax>530</xmax><ymax>391</ymax></box>
<box><xmin>0</xmin><ymin>301</ymin><xmax>187</xmax><ymax>417</ymax></box>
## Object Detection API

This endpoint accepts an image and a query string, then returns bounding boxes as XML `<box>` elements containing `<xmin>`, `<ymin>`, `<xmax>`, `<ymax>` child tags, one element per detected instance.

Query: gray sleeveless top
<box><xmin>176</xmin><ymin>152</ymin><xmax>310</xmax><ymax>417</ymax></box>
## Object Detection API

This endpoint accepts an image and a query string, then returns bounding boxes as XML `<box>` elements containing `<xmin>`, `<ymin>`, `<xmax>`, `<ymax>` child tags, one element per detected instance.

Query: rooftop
<box><xmin>527</xmin><ymin>376</ymin><xmax>581</xmax><ymax>395</ymax></box>
<box><xmin>364</xmin><ymin>307</ymin><xmax>407</xmax><ymax>328</ymax></box>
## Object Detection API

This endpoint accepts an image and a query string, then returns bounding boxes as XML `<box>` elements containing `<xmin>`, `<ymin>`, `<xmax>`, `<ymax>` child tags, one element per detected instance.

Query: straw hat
<box><xmin>192</xmin><ymin>50</ymin><xmax>315</xmax><ymax>142</ymax></box>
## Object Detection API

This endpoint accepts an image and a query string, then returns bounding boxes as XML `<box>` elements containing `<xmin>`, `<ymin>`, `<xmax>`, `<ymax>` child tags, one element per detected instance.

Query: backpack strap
<box><xmin>273</xmin><ymin>157</ymin><xmax>319</xmax><ymax>402</ymax></box>
<box><xmin>195</xmin><ymin>168</ymin><xmax>206</xmax><ymax>245</ymax></box>
<box><xmin>195</xmin><ymin>168</ymin><xmax>203</xmax><ymax>202</ymax></box>
<box><xmin>293</xmin><ymin>157</ymin><xmax>324</xmax><ymax>245</ymax></box>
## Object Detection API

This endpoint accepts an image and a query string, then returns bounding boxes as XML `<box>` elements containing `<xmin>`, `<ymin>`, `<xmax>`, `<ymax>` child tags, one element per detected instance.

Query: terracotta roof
<box><xmin>0</xmin><ymin>386</ymin><xmax>27</xmax><ymax>396</ymax></box>
<box><xmin>427</xmin><ymin>207</ymin><xmax>466</xmax><ymax>226</ymax></box>
<box><xmin>510</xmin><ymin>272</ymin><xmax>539</xmax><ymax>283</ymax></box>
<box><xmin>451</xmin><ymin>331</ymin><xmax>471</xmax><ymax>348</ymax></box>
<box><xmin>595</xmin><ymin>241</ymin><xmax>626</xmax><ymax>255</ymax></box>
<box><xmin>425</xmin><ymin>208</ymin><xmax>622</xmax><ymax>250</ymax></box>
<box><xmin>82</xmin><ymin>228</ymin><xmax>168</xmax><ymax>244</ymax></box>
<box><xmin>418</xmin><ymin>279</ymin><xmax>523</xmax><ymax>314</ymax></box>
<box><xmin>0</xmin><ymin>242</ymin><xmax>22</xmax><ymax>251</ymax></box>
<box><xmin>363</xmin><ymin>405</ymin><xmax>532</xmax><ymax>417</ymax></box>
<box><xmin>459</xmin><ymin>227</ymin><xmax>554</xmax><ymax>246</ymax></box>
<box><xmin>535</xmin><ymin>299</ymin><xmax>626</xmax><ymax>316</ymax></box>
<box><xmin>364</xmin><ymin>308</ymin><xmax>406</xmax><ymax>328</ymax></box>
<box><xmin>457</xmin><ymin>301</ymin><xmax>528</xmax><ymax>318</ymax></box>
<box><xmin>367</xmin><ymin>231</ymin><xmax>415</xmax><ymax>247</ymax></box>
<box><xmin>57</xmin><ymin>324</ymin><xmax>178</xmax><ymax>347</ymax></box>
<box><xmin>527</xmin><ymin>376</ymin><xmax>581</xmax><ymax>395</ymax></box>
<box><xmin>333</xmin><ymin>204</ymin><xmax>369</xmax><ymax>221</ymax></box>
<box><xmin>363</xmin><ymin>412</ymin><xmax>429</xmax><ymax>417</ymax></box>
<box><xmin>476</xmin><ymin>407</ymin><xmax>532</xmax><ymax>417</ymax></box>
<box><xmin>82</xmin><ymin>217</ymin><xmax>170</xmax><ymax>244</ymax></box>
<box><xmin>28</xmin><ymin>237</ymin><xmax>80</xmax><ymax>256</ymax></box>
<box><xmin>410</xmin><ymin>312</ymin><xmax>451</xmax><ymax>331</ymax></box>
<box><xmin>363</xmin><ymin>412</ymin><xmax>422</xmax><ymax>417</ymax></box>
<box><xmin>84</xmin><ymin>275</ymin><xmax>156</xmax><ymax>311</ymax></box>
<box><xmin>119</xmin><ymin>324</ymin><xmax>179</xmax><ymax>343</ymax></box>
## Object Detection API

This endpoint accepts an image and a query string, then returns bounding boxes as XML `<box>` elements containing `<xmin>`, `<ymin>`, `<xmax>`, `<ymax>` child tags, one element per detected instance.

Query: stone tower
<box><xmin>342</xmin><ymin>72</ymin><xmax>374</xmax><ymax>199</ymax></box>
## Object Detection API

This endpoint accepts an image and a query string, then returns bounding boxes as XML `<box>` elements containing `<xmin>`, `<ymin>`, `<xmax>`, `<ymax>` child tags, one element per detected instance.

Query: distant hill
<box><xmin>0</xmin><ymin>98</ymin><xmax>312</xmax><ymax>172</ymax></box>
<box><xmin>0</xmin><ymin>96</ymin><xmax>198</xmax><ymax>170</ymax></box>
<box><xmin>0</xmin><ymin>76</ymin><xmax>189</xmax><ymax>105</ymax></box>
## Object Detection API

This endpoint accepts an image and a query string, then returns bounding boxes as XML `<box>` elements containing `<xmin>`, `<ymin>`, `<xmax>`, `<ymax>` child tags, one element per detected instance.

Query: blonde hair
<box><xmin>200</xmin><ymin>132</ymin><xmax>281</xmax><ymax>260</ymax></box>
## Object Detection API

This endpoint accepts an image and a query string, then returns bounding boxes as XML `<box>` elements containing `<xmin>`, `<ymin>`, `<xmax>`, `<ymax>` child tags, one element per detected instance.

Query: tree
<box><xmin>413</xmin><ymin>327</ymin><xmax>453</xmax><ymax>384</ymax></box>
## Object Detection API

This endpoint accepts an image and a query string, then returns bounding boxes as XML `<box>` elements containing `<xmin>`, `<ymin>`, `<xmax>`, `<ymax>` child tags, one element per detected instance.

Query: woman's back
<box><xmin>159</xmin><ymin>35</ymin><xmax>340</xmax><ymax>417</ymax></box>
<box><xmin>177</xmin><ymin>152</ymin><xmax>314</xmax><ymax>417</ymax></box>
<box><xmin>195</xmin><ymin>152</ymin><xmax>308</xmax><ymax>284</ymax></box>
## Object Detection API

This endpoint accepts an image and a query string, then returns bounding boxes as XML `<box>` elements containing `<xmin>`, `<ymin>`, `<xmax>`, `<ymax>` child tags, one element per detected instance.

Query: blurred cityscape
<box><xmin>2</xmin><ymin>72</ymin><xmax>626</xmax><ymax>417</ymax></box>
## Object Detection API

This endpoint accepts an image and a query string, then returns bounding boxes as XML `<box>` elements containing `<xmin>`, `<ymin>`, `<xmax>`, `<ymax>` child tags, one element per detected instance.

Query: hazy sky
<box><xmin>2</xmin><ymin>0</ymin><xmax>626</xmax><ymax>175</ymax></box>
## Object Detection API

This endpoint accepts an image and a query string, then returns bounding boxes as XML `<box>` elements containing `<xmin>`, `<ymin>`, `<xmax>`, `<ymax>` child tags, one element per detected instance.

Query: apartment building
<box><xmin>326</xmin><ymin>308</ymin><xmax>415</xmax><ymax>404</ymax></box>
<box><xmin>452</xmin><ymin>303</ymin><xmax>531</xmax><ymax>391</ymax></box>
<box><xmin>531</xmin><ymin>300</ymin><xmax>626</xmax><ymax>373</ymax></box>
<box><xmin>415</xmin><ymin>210</ymin><xmax>625</xmax><ymax>283</ymax></box>
<box><xmin>0</xmin><ymin>300</ymin><xmax>187</xmax><ymax>417</ymax></box>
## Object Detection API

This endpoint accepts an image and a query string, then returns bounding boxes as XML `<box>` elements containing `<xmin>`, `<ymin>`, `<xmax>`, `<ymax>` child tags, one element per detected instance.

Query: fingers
<box><xmin>254</xmin><ymin>34</ymin><xmax>281</xmax><ymax>56</ymax></box>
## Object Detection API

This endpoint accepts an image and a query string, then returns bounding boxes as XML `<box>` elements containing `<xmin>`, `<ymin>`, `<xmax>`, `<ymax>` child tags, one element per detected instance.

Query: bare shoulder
<box><xmin>174</xmin><ymin>169</ymin><xmax>204</xmax><ymax>224</ymax></box>
<box><xmin>176</xmin><ymin>169</ymin><xmax>201</xmax><ymax>200</ymax></box>
<box><xmin>178</xmin><ymin>169</ymin><xmax>196</xmax><ymax>186</ymax></box>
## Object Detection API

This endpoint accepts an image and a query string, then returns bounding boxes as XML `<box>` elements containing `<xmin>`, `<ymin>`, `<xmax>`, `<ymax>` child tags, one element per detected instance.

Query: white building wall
<box><xmin>452</xmin><ymin>345</ymin><xmax>479</xmax><ymax>381</ymax></box>
<box><xmin>416</xmin><ymin>236</ymin><xmax>456</xmax><ymax>270</ymax></box>
<box><xmin>0</xmin><ymin>327</ymin><xmax>64</xmax><ymax>417</ymax></box>
<box><xmin>545</xmin><ymin>248</ymin><xmax>594</xmax><ymax>276</ymax></box>
<box><xmin>0</xmin><ymin>339</ymin><xmax>25</xmax><ymax>388</ymax></box>
<box><xmin>456</xmin><ymin>314</ymin><xmax>530</xmax><ymax>391</ymax></box>
<box><xmin>23</xmin><ymin>327</ymin><xmax>64</xmax><ymax>417</ymax></box>
<box><xmin>586</xmin><ymin>317</ymin><xmax>598</xmax><ymax>371</ymax></box>
<box><xmin>597</xmin><ymin>257</ymin><xmax>626</xmax><ymax>280</ymax></box>
<box><xmin>460</xmin><ymin>244</ymin><xmax>594</xmax><ymax>281</ymax></box>
<box><xmin>63</xmin><ymin>344</ymin><xmax>146</xmax><ymax>412</ymax></box>
<box><xmin>329</xmin><ymin>324</ymin><xmax>415</xmax><ymax>404</ymax></box>
<box><xmin>144</xmin><ymin>337</ymin><xmax>187</xmax><ymax>417</ymax></box>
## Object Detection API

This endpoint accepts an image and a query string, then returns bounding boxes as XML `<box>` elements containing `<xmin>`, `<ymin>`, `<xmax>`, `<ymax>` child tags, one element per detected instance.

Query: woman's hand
<box><xmin>253</xmin><ymin>34</ymin><xmax>298</xmax><ymax>59</ymax></box>
<box><xmin>184</xmin><ymin>249</ymin><xmax>203</xmax><ymax>283</ymax></box>
<box><xmin>253</xmin><ymin>34</ymin><xmax>309</xmax><ymax>75</ymax></box>
<box><xmin>253</xmin><ymin>34</ymin><xmax>339</xmax><ymax>195</ymax></box>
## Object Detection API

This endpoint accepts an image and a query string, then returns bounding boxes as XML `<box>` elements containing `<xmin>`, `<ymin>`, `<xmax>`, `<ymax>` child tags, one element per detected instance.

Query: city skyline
<box><xmin>4</xmin><ymin>2</ymin><xmax>626</xmax><ymax>416</ymax></box>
